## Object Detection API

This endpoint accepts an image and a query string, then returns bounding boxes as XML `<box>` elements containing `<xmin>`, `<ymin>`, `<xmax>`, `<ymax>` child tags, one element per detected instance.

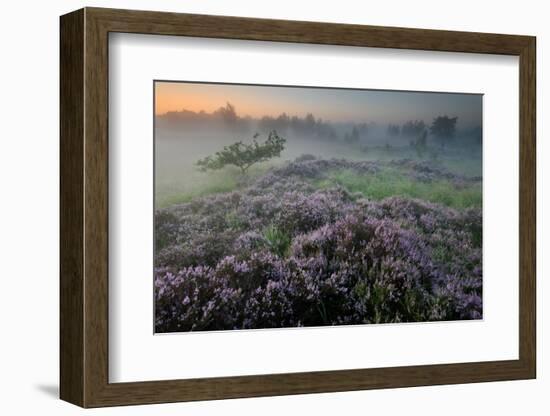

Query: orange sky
<box><xmin>155</xmin><ymin>82</ymin><xmax>307</xmax><ymax>118</ymax></box>
<box><xmin>154</xmin><ymin>81</ymin><xmax>483</xmax><ymax>126</ymax></box>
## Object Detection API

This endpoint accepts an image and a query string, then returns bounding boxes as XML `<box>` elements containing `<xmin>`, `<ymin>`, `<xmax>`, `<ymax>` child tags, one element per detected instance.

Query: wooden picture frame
<box><xmin>60</xmin><ymin>7</ymin><xmax>536</xmax><ymax>408</ymax></box>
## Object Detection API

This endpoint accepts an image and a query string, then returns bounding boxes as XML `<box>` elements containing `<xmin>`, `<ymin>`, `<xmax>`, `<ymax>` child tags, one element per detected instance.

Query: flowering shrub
<box><xmin>389</xmin><ymin>158</ymin><xmax>481</xmax><ymax>186</ymax></box>
<box><xmin>155</xmin><ymin>157</ymin><xmax>482</xmax><ymax>332</ymax></box>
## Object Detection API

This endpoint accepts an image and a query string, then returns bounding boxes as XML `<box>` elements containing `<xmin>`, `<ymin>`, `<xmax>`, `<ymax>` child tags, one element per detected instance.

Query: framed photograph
<box><xmin>60</xmin><ymin>7</ymin><xmax>536</xmax><ymax>408</ymax></box>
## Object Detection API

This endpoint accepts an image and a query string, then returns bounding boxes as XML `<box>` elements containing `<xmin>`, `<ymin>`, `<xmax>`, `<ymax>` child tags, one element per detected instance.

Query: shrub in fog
<box><xmin>196</xmin><ymin>130</ymin><xmax>286</xmax><ymax>175</ymax></box>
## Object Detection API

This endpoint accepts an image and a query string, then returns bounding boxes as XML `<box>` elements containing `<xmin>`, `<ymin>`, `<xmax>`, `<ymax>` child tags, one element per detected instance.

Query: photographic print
<box><xmin>154</xmin><ymin>81</ymin><xmax>483</xmax><ymax>333</ymax></box>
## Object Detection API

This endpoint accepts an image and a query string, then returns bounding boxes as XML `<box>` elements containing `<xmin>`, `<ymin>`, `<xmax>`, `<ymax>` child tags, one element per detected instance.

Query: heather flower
<box><xmin>154</xmin><ymin>156</ymin><xmax>482</xmax><ymax>332</ymax></box>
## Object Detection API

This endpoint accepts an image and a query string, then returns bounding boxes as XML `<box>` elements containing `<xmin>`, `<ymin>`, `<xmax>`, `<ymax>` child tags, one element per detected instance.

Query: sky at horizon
<box><xmin>155</xmin><ymin>81</ymin><xmax>482</xmax><ymax>127</ymax></box>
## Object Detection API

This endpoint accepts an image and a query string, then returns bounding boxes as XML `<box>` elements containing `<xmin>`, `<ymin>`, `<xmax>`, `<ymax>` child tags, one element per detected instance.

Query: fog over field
<box><xmin>155</xmin><ymin>104</ymin><xmax>482</xmax><ymax>208</ymax></box>
<box><xmin>153</xmin><ymin>82</ymin><xmax>483</xmax><ymax>332</ymax></box>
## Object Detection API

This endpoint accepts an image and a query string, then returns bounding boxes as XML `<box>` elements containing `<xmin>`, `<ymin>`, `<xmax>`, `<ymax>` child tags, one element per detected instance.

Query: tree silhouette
<box><xmin>430</xmin><ymin>116</ymin><xmax>457</xmax><ymax>148</ymax></box>
<box><xmin>387</xmin><ymin>123</ymin><xmax>400</xmax><ymax>137</ymax></box>
<box><xmin>304</xmin><ymin>113</ymin><xmax>316</xmax><ymax>130</ymax></box>
<box><xmin>344</xmin><ymin>126</ymin><xmax>360</xmax><ymax>143</ymax></box>
<box><xmin>196</xmin><ymin>131</ymin><xmax>286</xmax><ymax>175</ymax></box>
<box><xmin>214</xmin><ymin>102</ymin><xmax>238</xmax><ymax>124</ymax></box>
<box><xmin>401</xmin><ymin>120</ymin><xmax>426</xmax><ymax>137</ymax></box>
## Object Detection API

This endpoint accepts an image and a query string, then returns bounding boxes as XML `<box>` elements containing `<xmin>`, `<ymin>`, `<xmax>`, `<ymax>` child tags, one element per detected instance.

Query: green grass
<box><xmin>155</xmin><ymin>163</ymin><xmax>275</xmax><ymax>208</ymax></box>
<box><xmin>155</xmin><ymin>134</ymin><xmax>482</xmax><ymax>209</ymax></box>
<box><xmin>157</xmin><ymin>164</ymin><xmax>482</xmax><ymax>210</ymax></box>
<box><xmin>156</xmin><ymin>173</ymin><xmax>240</xmax><ymax>208</ymax></box>
<box><xmin>315</xmin><ymin>168</ymin><xmax>482</xmax><ymax>210</ymax></box>
<box><xmin>439</xmin><ymin>157</ymin><xmax>482</xmax><ymax>177</ymax></box>
<box><xmin>263</xmin><ymin>225</ymin><xmax>291</xmax><ymax>257</ymax></box>
<box><xmin>154</xmin><ymin>140</ymin><xmax>482</xmax><ymax>210</ymax></box>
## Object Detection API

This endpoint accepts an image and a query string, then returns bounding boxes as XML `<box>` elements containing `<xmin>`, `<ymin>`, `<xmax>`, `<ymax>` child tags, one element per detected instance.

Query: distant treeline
<box><xmin>160</xmin><ymin>102</ymin><xmax>248</xmax><ymax>127</ymax></box>
<box><xmin>158</xmin><ymin>102</ymin><xmax>481</xmax><ymax>147</ymax></box>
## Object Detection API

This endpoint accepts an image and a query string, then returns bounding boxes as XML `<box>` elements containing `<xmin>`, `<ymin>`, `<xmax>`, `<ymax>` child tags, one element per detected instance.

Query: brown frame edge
<box><xmin>60</xmin><ymin>7</ymin><xmax>536</xmax><ymax>408</ymax></box>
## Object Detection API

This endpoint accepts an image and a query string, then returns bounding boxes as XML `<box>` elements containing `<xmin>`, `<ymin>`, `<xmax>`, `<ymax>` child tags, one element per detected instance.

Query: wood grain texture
<box><xmin>518</xmin><ymin>38</ymin><xmax>536</xmax><ymax>375</ymax></box>
<box><xmin>83</xmin><ymin>10</ymin><xmax>110</xmax><ymax>406</ymax></box>
<box><xmin>59</xmin><ymin>7</ymin><xmax>537</xmax><ymax>408</ymax></box>
<box><xmin>59</xmin><ymin>8</ymin><xmax>84</xmax><ymax>407</ymax></box>
<box><xmin>88</xmin><ymin>7</ymin><xmax>532</xmax><ymax>54</ymax></box>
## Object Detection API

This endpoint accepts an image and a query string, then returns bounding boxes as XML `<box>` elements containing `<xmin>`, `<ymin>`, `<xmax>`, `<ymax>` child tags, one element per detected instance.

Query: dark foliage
<box><xmin>196</xmin><ymin>131</ymin><xmax>286</xmax><ymax>174</ymax></box>
<box><xmin>430</xmin><ymin>115</ymin><xmax>458</xmax><ymax>148</ymax></box>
